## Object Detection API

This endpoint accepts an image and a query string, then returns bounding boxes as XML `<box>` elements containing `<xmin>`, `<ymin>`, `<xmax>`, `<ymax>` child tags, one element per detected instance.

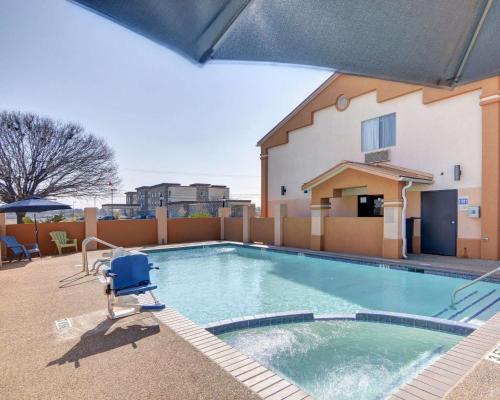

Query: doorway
<box><xmin>421</xmin><ymin>190</ymin><xmax>457</xmax><ymax>256</ymax></box>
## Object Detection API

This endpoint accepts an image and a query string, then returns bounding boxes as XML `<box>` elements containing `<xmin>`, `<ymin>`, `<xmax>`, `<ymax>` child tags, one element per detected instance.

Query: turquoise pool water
<box><xmin>149</xmin><ymin>245</ymin><xmax>500</xmax><ymax>325</ymax></box>
<box><xmin>219</xmin><ymin>321</ymin><xmax>461</xmax><ymax>400</ymax></box>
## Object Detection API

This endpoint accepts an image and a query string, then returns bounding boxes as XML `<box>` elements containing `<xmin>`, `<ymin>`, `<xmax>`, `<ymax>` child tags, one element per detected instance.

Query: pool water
<box><xmin>149</xmin><ymin>245</ymin><xmax>500</xmax><ymax>325</ymax></box>
<box><xmin>219</xmin><ymin>321</ymin><xmax>461</xmax><ymax>400</ymax></box>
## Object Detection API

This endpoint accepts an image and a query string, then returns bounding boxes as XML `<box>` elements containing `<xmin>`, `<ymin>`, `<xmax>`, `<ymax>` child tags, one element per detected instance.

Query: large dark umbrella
<box><xmin>0</xmin><ymin>197</ymin><xmax>71</xmax><ymax>251</ymax></box>
<box><xmin>71</xmin><ymin>0</ymin><xmax>500</xmax><ymax>88</ymax></box>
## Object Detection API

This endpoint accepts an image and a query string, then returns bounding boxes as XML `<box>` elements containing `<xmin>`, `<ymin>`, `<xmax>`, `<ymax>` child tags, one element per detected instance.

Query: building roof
<box><xmin>150</xmin><ymin>183</ymin><xmax>181</xmax><ymax>188</ymax></box>
<box><xmin>302</xmin><ymin>161</ymin><xmax>434</xmax><ymax>190</ymax></box>
<box><xmin>257</xmin><ymin>73</ymin><xmax>498</xmax><ymax>152</ymax></box>
<box><xmin>257</xmin><ymin>74</ymin><xmax>338</xmax><ymax>147</ymax></box>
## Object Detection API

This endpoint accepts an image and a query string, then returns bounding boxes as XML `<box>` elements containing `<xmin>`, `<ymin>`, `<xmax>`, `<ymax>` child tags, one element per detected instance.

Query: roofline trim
<box><xmin>256</xmin><ymin>73</ymin><xmax>339</xmax><ymax>147</ymax></box>
<box><xmin>301</xmin><ymin>161</ymin><xmax>433</xmax><ymax>190</ymax></box>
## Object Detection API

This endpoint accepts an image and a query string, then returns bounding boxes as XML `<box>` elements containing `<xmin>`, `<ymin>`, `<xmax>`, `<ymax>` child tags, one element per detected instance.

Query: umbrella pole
<box><xmin>34</xmin><ymin>214</ymin><xmax>41</xmax><ymax>259</ymax></box>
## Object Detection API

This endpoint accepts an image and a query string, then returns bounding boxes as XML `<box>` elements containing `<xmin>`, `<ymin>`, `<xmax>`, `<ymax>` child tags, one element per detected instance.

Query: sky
<box><xmin>0</xmin><ymin>0</ymin><xmax>332</xmax><ymax>208</ymax></box>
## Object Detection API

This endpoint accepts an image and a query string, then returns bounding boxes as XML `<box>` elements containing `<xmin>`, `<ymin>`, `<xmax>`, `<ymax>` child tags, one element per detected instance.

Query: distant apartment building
<box><xmin>133</xmin><ymin>183</ymin><xmax>230</xmax><ymax>211</ymax></box>
<box><xmin>101</xmin><ymin>182</ymin><xmax>252</xmax><ymax>218</ymax></box>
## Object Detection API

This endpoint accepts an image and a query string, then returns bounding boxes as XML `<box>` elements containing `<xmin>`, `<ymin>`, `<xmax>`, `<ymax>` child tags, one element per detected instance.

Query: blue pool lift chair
<box><xmin>0</xmin><ymin>235</ymin><xmax>41</xmax><ymax>262</ymax></box>
<box><xmin>105</xmin><ymin>253</ymin><xmax>165</xmax><ymax>319</ymax></box>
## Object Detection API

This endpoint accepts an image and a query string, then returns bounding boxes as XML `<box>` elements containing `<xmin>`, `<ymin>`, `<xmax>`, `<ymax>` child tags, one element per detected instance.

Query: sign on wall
<box><xmin>458</xmin><ymin>196</ymin><xmax>469</xmax><ymax>211</ymax></box>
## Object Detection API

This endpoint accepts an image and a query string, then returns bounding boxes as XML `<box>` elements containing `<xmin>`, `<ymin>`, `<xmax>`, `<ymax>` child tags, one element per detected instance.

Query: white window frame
<box><xmin>361</xmin><ymin>113</ymin><xmax>396</xmax><ymax>152</ymax></box>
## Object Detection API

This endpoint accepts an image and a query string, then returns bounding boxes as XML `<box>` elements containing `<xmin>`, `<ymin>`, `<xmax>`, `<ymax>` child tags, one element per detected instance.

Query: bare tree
<box><xmin>0</xmin><ymin>110</ymin><xmax>120</xmax><ymax>222</ymax></box>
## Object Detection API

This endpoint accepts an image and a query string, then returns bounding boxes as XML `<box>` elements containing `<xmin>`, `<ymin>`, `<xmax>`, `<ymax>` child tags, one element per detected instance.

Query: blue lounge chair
<box><xmin>105</xmin><ymin>253</ymin><xmax>165</xmax><ymax>319</ymax></box>
<box><xmin>0</xmin><ymin>235</ymin><xmax>41</xmax><ymax>262</ymax></box>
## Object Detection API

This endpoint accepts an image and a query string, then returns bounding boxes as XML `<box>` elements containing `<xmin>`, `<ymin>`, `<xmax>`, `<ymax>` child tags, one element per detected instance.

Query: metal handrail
<box><xmin>81</xmin><ymin>236</ymin><xmax>118</xmax><ymax>275</ymax></box>
<box><xmin>451</xmin><ymin>265</ymin><xmax>500</xmax><ymax>306</ymax></box>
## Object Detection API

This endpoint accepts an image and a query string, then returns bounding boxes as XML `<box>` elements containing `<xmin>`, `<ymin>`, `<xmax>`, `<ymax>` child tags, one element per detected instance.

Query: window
<box><xmin>358</xmin><ymin>195</ymin><xmax>384</xmax><ymax>217</ymax></box>
<box><xmin>361</xmin><ymin>113</ymin><xmax>396</xmax><ymax>152</ymax></box>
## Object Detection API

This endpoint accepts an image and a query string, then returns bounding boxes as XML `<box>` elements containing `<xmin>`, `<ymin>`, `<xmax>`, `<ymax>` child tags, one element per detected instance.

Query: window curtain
<box><xmin>379</xmin><ymin>113</ymin><xmax>396</xmax><ymax>148</ymax></box>
<box><xmin>361</xmin><ymin>118</ymin><xmax>379</xmax><ymax>151</ymax></box>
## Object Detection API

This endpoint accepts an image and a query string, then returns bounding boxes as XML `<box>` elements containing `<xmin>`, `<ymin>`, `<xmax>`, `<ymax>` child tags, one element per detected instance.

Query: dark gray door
<box><xmin>421</xmin><ymin>190</ymin><xmax>457</xmax><ymax>256</ymax></box>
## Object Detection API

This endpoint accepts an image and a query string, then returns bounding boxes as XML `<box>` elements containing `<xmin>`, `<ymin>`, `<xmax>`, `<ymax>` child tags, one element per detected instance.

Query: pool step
<box><xmin>434</xmin><ymin>288</ymin><xmax>499</xmax><ymax>323</ymax></box>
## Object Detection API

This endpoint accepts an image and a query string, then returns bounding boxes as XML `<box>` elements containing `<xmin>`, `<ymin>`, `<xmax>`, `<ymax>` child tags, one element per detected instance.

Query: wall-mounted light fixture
<box><xmin>454</xmin><ymin>164</ymin><xmax>462</xmax><ymax>181</ymax></box>
<box><xmin>281</xmin><ymin>185</ymin><xmax>287</xmax><ymax>196</ymax></box>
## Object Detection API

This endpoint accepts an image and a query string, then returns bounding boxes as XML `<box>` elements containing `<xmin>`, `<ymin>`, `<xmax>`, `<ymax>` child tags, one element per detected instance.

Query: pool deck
<box><xmin>1</xmin><ymin>241</ymin><xmax>499</xmax><ymax>400</ymax></box>
<box><xmin>0</xmin><ymin>251</ymin><xmax>261</xmax><ymax>400</ymax></box>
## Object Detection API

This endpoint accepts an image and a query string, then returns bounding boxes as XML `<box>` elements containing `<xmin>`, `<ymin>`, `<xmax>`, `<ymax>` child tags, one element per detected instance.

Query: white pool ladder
<box><xmin>81</xmin><ymin>236</ymin><xmax>119</xmax><ymax>275</ymax></box>
<box><xmin>451</xmin><ymin>265</ymin><xmax>500</xmax><ymax>306</ymax></box>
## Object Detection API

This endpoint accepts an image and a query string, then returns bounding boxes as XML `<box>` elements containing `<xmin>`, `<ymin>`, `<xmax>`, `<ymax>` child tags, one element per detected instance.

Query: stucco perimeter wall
<box><xmin>97</xmin><ymin>220</ymin><xmax>157</xmax><ymax>248</ymax></box>
<box><xmin>6</xmin><ymin>221</ymin><xmax>85</xmax><ymax>255</ymax></box>
<box><xmin>168</xmin><ymin>218</ymin><xmax>220</xmax><ymax>243</ymax></box>
<box><xmin>250</xmin><ymin>218</ymin><xmax>274</xmax><ymax>244</ymax></box>
<box><xmin>224</xmin><ymin>218</ymin><xmax>243</xmax><ymax>242</ymax></box>
<box><xmin>283</xmin><ymin>217</ymin><xmax>311</xmax><ymax>249</ymax></box>
<box><xmin>324</xmin><ymin>217</ymin><xmax>383</xmax><ymax>257</ymax></box>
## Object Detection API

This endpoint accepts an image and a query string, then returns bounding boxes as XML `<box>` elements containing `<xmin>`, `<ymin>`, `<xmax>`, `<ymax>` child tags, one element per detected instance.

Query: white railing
<box><xmin>81</xmin><ymin>236</ymin><xmax>119</xmax><ymax>275</ymax></box>
<box><xmin>451</xmin><ymin>265</ymin><xmax>500</xmax><ymax>306</ymax></box>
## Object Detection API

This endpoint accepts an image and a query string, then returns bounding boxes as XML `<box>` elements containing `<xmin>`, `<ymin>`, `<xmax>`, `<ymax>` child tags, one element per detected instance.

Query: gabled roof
<box><xmin>258</xmin><ymin>73</ymin><xmax>498</xmax><ymax>152</ymax></box>
<box><xmin>257</xmin><ymin>74</ymin><xmax>338</xmax><ymax>146</ymax></box>
<box><xmin>302</xmin><ymin>161</ymin><xmax>433</xmax><ymax>190</ymax></box>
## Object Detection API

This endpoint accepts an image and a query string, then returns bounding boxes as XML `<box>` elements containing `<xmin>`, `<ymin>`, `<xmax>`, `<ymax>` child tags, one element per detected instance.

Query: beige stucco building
<box><xmin>259</xmin><ymin>74</ymin><xmax>500</xmax><ymax>260</ymax></box>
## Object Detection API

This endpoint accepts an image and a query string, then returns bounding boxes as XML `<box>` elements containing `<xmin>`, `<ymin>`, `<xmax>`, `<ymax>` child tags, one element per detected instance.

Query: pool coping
<box><xmin>143</xmin><ymin>241</ymin><xmax>500</xmax><ymax>283</ymax></box>
<box><xmin>203</xmin><ymin>310</ymin><xmax>476</xmax><ymax>336</ymax></box>
<box><xmin>140</xmin><ymin>241</ymin><xmax>500</xmax><ymax>399</ymax></box>
<box><xmin>138</xmin><ymin>295</ymin><xmax>313</xmax><ymax>400</ymax></box>
<box><xmin>389</xmin><ymin>312</ymin><xmax>500</xmax><ymax>400</ymax></box>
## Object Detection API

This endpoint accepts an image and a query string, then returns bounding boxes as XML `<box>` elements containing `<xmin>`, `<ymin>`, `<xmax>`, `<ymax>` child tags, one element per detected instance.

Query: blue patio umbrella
<box><xmin>0</xmin><ymin>197</ymin><xmax>71</xmax><ymax>250</ymax></box>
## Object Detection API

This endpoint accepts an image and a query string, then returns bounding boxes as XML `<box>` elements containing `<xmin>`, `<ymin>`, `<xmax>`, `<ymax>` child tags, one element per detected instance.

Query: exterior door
<box><xmin>421</xmin><ymin>190</ymin><xmax>457</xmax><ymax>256</ymax></box>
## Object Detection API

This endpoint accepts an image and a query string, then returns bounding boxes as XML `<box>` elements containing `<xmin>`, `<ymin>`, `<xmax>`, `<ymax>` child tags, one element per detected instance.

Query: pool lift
<box><xmin>81</xmin><ymin>236</ymin><xmax>165</xmax><ymax>319</ymax></box>
<box><xmin>104</xmin><ymin>252</ymin><xmax>165</xmax><ymax>319</ymax></box>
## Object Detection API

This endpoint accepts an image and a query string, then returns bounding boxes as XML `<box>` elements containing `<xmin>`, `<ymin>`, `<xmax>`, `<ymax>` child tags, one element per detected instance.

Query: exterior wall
<box><xmin>283</xmin><ymin>217</ymin><xmax>311</xmax><ymax>249</ymax></box>
<box><xmin>97</xmin><ymin>220</ymin><xmax>157</xmax><ymax>248</ymax></box>
<box><xmin>208</xmin><ymin>186</ymin><xmax>230</xmax><ymax>201</ymax></box>
<box><xmin>136</xmin><ymin>187</ymin><xmax>150</xmax><ymax>211</ymax></box>
<box><xmin>324</xmin><ymin>217</ymin><xmax>383</xmax><ymax>256</ymax></box>
<box><xmin>168</xmin><ymin>186</ymin><xmax>197</xmax><ymax>202</ymax></box>
<box><xmin>6</xmin><ymin>221</ymin><xmax>85</xmax><ymax>255</ymax></box>
<box><xmin>261</xmin><ymin>74</ymin><xmax>499</xmax><ymax>258</ymax></box>
<box><xmin>224</xmin><ymin>218</ymin><xmax>243</xmax><ymax>242</ymax></box>
<box><xmin>267</xmin><ymin>89</ymin><xmax>482</xmax><ymax>218</ymax></box>
<box><xmin>330</xmin><ymin>196</ymin><xmax>357</xmax><ymax>217</ymax></box>
<box><xmin>250</xmin><ymin>217</ymin><xmax>274</xmax><ymax>244</ymax></box>
<box><xmin>167</xmin><ymin>218</ymin><xmax>220</xmax><ymax>243</ymax></box>
<box><xmin>125</xmin><ymin>192</ymin><xmax>138</xmax><ymax>205</ymax></box>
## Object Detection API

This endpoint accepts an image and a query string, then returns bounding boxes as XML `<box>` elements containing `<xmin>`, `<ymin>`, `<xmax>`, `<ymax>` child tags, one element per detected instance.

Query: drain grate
<box><xmin>55</xmin><ymin>318</ymin><xmax>72</xmax><ymax>330</ymax></box>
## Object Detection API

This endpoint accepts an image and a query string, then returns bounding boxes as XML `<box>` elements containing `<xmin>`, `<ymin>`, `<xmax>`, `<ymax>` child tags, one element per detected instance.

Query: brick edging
<box><xmin>389</xmin><ymin>312</ymin><xmax>500</xmax><ymax>400</ymax></box>
<box><xmin>138</xmin><ymin>295</ymin><xmax>313</xmax><ymax>400</ymax></box>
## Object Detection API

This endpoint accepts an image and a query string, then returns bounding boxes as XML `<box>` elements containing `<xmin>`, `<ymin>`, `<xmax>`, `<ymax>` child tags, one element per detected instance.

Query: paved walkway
<box><xmin>0</xmin><ymin>252</ymin><xmax>259</xmax><ymax>400</ymax></box>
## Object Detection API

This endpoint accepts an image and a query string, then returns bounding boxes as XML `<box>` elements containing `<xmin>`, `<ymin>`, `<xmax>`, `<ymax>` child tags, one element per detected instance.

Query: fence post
<box><xmin>218</xmin><ymin>207</ymin><xmax>230</xmax><ymax>240</ymax></box>
<box><xmin>156</xmin><ymin>207</ymin><xmax>168</xmax><ymax>245</ymax></box>
<box><xmin>84</xmin><ymin>208</ymin><xmax>97</xmax><ymax>250</ymax></box>
<box><xmin>242</xmin><ymin>204</ymin><xmax>256</xmax><ymax>243</ymax></box>
<box><xmin>382</xmin><ymin>201</ymin><xmax>403</xmax><ymax>258</ymax></box>
<box><xmin>274</xmin><ymin>204</ymin><xmax>287</xmax><ymax>246</ymax></box>
<box><xmin>0</xmin><ymin>213</ymin><xmax>5</xmax><ymax>267</ymax></box>
<box><xmin>310</xmin><ymin>203</ymin><xmax>330</xmax><ymax>251</ymax></box>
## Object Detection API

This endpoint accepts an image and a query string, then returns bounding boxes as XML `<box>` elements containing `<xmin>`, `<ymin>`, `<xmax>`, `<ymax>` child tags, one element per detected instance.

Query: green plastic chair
<box><xmin>49</xmin><ymin>231</ymin><xmax>78</xmax><ymax>255</ymax></box>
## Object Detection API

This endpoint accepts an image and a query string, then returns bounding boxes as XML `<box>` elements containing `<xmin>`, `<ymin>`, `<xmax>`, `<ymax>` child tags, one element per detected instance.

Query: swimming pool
<box><xmin>148</xmin><ymin>244</ymin><xmax>500</xmax><ymax>325</ymax></box>
<box><xmin>219</xmin><ymin>321</ymin><xmax>461</xmax><ymax>400</ymax></box>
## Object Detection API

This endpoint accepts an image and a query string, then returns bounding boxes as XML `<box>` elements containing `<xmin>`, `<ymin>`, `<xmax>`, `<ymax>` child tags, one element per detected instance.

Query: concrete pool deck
<box><xmin>1</xmin><ymin>242</ymin><xmax>499</xmax><ymax>399</ymax></box>
<box><xmin>0</xmin><ymin>251</ymin><xmax>261</xmax><ymax>400</ymax></box>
